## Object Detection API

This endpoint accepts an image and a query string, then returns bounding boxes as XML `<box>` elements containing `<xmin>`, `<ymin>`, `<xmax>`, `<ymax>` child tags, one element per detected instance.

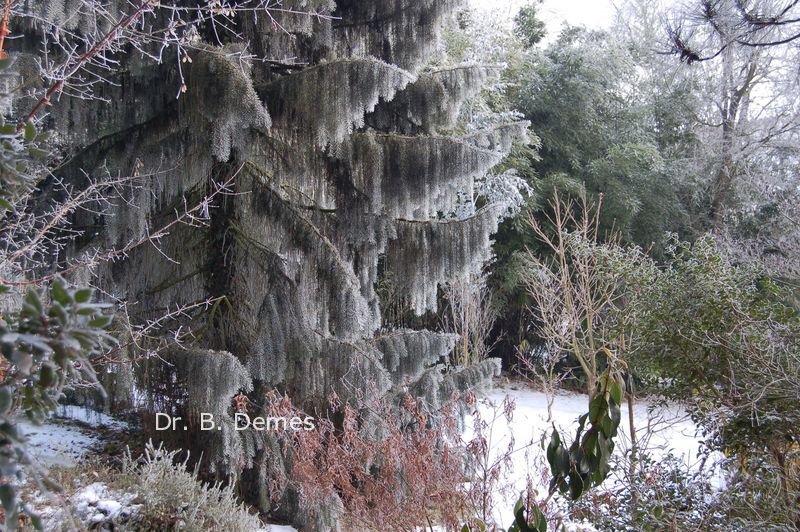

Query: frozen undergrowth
<box><xmin>21</xmin><ymin>388</ymin><xmax>718</xmax><ymax>531</ymax></box>
<box><xmin>54</xmin><ymin>404</ymin><xmax>129</xmax><ymax>431</ymax></box>
<box><xmin>21</xmin><ymin>415</ymin><xmax>297</xmax><ymax>532</ymax></box>
<box><xmin>466</xmin><ymin>384</ymin><xmax>725</xmax><ymax>529</ymax></box>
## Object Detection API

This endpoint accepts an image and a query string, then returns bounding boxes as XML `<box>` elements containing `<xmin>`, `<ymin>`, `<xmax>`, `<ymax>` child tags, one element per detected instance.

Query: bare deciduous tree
<box><xmin>519</xmin><ymin>193</ymin><xmax>629</xmax><ymax>396</ymax></box>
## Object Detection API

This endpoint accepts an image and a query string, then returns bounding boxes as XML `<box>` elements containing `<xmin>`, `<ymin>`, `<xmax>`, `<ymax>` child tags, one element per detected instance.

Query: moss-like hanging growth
<box><xmin>333</xmin><ymin>0</ymin><xmax>462</xmax><ymax>72</ymax></box>
<box><xmin>338</xmin><ymin>131</ymin><xmax>505</xmax><ymax>219</ymax></box>
<box><xmin>386</xmin><ymin>205</ymin><xmax>505</xmax><ymax>314</ymax></box>
<box><xmin>262</xmin><ymin>58</ymin><xmax>414</xmax><ymax>149</ymax></box>
<box><xmin>13</xmin><ymin>0</ymin><xmax>531</xmax><ymax>528</ymax></box>
<box><xmin>368</xmin><ymin>65</ymin><xmax>501</xmax><ymax>135</ymax></box>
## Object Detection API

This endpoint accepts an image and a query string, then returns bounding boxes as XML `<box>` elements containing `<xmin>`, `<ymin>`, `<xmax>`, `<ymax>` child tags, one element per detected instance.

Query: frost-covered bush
<box><xmin>120</xmin><ymin>441</ymin><xmax>265</xmax><ymax>532</ymax></box>
<box><xmin>570</xmin><ymin>452</ymin><xmax>718</xmax><ymax>531</ymax></box>
<box><xmin>623</xmin><ymin>237</ymin><xmax>800</xmax><ymax>474</ymax></box>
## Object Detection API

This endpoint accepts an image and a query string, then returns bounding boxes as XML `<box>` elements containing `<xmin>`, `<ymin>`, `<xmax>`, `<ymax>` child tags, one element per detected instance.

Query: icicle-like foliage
<box><xmin>140</xmin><ymin>349</ymin><xmax>254</xmax><ymax>474</ymax></box>
<box><xmin>463</xmin><ymin>121</ymin><xmax>531</xmax><ymax>153</ymax></box>
<box><xmin>186</xmin><ymin>46</ymin><xmax>272</xmax><ymax>161</ymax></box>
<box><xmin>386</xmin><ymin>204</ymin><xmax>505</xmax><ymax>314</ymax></box>
<box><xmin>368</xmin><ymin>65</ymin><xmax>500</xmax><ymax>135</ymax></box>
<box><xmin>0</xmin><ymin>67</ymin><xmax>18</xmax><ymax>116</ymax></box>
<box><xmin>261</xmin><ymin>58</ymin><xmax>413</xmax><ymax>149</ymax></box>
<box><xmin>234</xmin><ymin>177</ymin><xmax>378</xmax><ymax>342</ymax></box>
<box><xmin>243</xmin><ymin>281</ymin><xmax>391</xmax><ymax>408</ymax></box>
<box><xmin>372</xmin><ymin>330</ymin><xmax>458</xmax><ymax>387</ymax></box>
<box><xmin>287</xmin><ymin>338</ymin><xmax>393</xmax><ymax>407</ymax></box>
<box><xmin>18</xmin><ymin>0</ymin><xmax>128</xmax><ymax>35</ymax></box>
<box><xmin>15</xmin><ymin>0</ymin><xmax>530</xmax><ymax>527</ymax></box>
<box><xmin>333</xmin><ymin>0</ymin><xmax>463</xmax><ymax>72</ymax></box>
<box><xmin>409</xmin><ymin>358</ymin><xmax>501</xmax><ymax>416</ymax></box>
<box><xmin>338</xmin><ymin>132</ymin><xmax>505</xmax><ymax>218</ymax></box>
<box><xmin>241</xmin><ymin>0</ymin><xmax>336</xmax><ymax>68</ymax></box>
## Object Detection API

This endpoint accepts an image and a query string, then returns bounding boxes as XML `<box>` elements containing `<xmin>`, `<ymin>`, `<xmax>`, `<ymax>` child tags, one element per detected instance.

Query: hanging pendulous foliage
<box><xmin>11</xmin><ymin>0</ymin><xmax>529</xmax><ymax>528</ymax></box>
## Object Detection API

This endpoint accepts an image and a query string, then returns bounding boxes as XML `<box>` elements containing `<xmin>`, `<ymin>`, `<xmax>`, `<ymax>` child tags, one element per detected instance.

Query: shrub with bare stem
<box><xmin>442</xmin><ymin>272</ymin><xmax>500</xmax><ymax>369</ymax></box>
<box><xmin>518</xmin><ymin>192</ymin><xmax>637</xmax><ymax>396</ymax></box>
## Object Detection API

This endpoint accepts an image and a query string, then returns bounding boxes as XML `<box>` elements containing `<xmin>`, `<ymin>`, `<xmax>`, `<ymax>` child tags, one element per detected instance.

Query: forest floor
<box><xmin>16</xmin><ymin>406</ymin><xmax>296</xmax><ymax>531</ymax></box>
<box><xmin>17</xmin><ymin>380</ymin><xmax>716</xmax><ymax>531</ymax></box>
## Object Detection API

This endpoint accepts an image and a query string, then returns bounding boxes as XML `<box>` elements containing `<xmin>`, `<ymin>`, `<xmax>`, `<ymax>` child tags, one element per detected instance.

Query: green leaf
<box><xmin>0</xmin><ymin>386</ymin><xmax>13</xmax><ymax>415</ymax></box>
<box><xmin>24</xmin><ymin>121</ymin><xmax>36</xmax><ymax>143</ymax></box>
<box><xmin>609</xmin><ymin>380</ymin><xmax>622</xmax><ymax>405</ymax></box>
<box><xmin>608</xmin><ymin>403</ymin><xmax>621</xmax><ymax>431</ymax></box>
<box><xmin>74</xmin><ymin>288</ymin><xmax>92</xmax><ymax>303</ymax></box>
<box><xmin>0</xmin><ymin>483</ymin><xmax>17</xmax><ymax>512</ymax></box>
<box><xmin>24</xmin><ymin>290</ymin><xmax>44</xmax><ymax>316</ymax></box>
<box><xmin>39</xmin><ymin>364</ymin><xmax>56</xmax><ymax>388</ymax></box>
<box><xmin>88</xmin><ymin>316</ymin><xmax>112</xmax><ymax>328</ymax></box>
<box><xmin>567</xmin><ymin>471</ymin><xmax>584</xmax><ymax>500</ymax></box>
<box><xmin>28</xmin><ymin>147</ymin><xmax>49</xmax><ymax>158</ymax></box>
<box><xmin>546</xmin><ymin>428</ymin><xmax>560</xmax><ymax>472</ymax></box>
<box><xmin>513</xmin><ymin>497</ymin><xmax>535</xmax><ymax>532</ymax></box>
<box><xmin>534</xmin><ymin>505</ymin><xmax>547</xmax><ymax>532</ymax></box>
<box><xmin>588</xmin><ymin>394</ymin><xmax>607</xmax><ymax>422</ymax></box>
<box><xmin>49</xmin><ymin>303</ymin><xmax>68</xmax><ymax>326</ymax></box>
<box><xmin>51</xmin><ymin>281</ymin><xmax>71</xmax><ymax>305</ymax></box>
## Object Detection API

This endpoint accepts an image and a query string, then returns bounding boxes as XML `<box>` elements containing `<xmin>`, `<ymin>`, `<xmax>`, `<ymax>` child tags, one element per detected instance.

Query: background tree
<box><xmin>665</xmin><ymin>0</ymin><xmax>800</xmax><ymax>234</ymax></box>
<box><xmin>488</xmin><ymin>6</ymin><xmax>696</xmax><ymax>362</ymax></box>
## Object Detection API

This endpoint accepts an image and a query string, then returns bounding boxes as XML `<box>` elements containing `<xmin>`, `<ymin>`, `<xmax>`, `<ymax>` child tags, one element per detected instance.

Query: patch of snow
<box><xmin>466</xmin><ymin>385</ymin><xmax>724</xmax><ymax>529</ymax></box>
<box><xmin>18</xmin><ymin>418</ymin><xmax>99</xmax><ymax>468</ymax></box>
<box><xmin>39</xmin><ymin>482</ymin><xmax>142</xmax><ymax>530</ymax></box>
<box><xmin>16</xmin><ymin>407</ymin><xmax>127</xmax><ymax>469</ymax></box>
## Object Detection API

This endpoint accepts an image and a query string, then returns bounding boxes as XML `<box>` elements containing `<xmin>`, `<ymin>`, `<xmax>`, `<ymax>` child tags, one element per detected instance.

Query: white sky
<box><xmin>469</xmin><ymin>0</ymin><xmax>618</xmax><ymax>32</ymax></box>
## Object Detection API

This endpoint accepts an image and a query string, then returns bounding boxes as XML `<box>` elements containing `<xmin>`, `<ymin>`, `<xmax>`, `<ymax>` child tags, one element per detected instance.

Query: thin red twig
<box><xmin>16</xmin><ymin>0</ymin><xmax>156</xmax><ymax>131</ymax></box>
<box><xmin>0</xmin><ymin>0</ymin><xmax>13</xmax><ymax>59</ymax></box>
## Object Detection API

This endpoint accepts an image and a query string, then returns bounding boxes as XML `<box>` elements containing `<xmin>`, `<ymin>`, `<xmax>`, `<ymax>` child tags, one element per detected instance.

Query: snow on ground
<box><xmin>18</xmin><ymin>418</ymin><xmax>101</xmax><ymax>468</ymax></box>
<box><xmin>17</xmin><ymin>392</ymin><xmax>712</xmax><ymax>531</ymax></box>
<box><xmin>16</xmin><ymin>405</ymin><xmax>128</xmax><ymax>469</ymax></box>
<box><xmin>467</xmin><ymin>384</ymin><xmax>723</xmax><ymax>528</ymax></box>
<box><xmin>17</xmin><ymin>406</ymin><xmax>298</xmax><ymax>531</ymax></box>
<box><xmin>37</xmin><ymin>482</ymin><xmax>143</xmax><ymax>530</ymax></box>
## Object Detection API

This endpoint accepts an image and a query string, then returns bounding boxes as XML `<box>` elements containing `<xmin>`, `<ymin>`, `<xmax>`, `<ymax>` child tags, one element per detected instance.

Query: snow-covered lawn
<box><xmin>16</xmin><ymin>405</ymin><xmax>129</xmax><ymax>468</ymax></box>
<box><xmin>467</xmin><ymin>384</ymin><xmax>722</xmax><ymax>528</ymax></box>
<box><xmin>18</xmin><ymin>418</ymin><xmax>101</xmax><ymax>468</ymax></box>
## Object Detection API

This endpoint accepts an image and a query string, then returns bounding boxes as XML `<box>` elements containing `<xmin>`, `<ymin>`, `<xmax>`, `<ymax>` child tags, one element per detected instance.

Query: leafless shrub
<box><xmin>518</xmin><ymin>192</ymin><xmax>630</xmax><ymax>397</ymax></box>
<box><xmin>442</xmin><ymin>272</ymin><xmax>500</xmax><ymax>368</ymax></box>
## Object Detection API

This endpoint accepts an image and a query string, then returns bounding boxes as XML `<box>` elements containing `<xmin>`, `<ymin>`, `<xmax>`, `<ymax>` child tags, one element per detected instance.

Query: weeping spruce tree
<box><xmin>15</xmin><ymin>0</ymin><xmax>528</xmax><ymax>528</ymax></box>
